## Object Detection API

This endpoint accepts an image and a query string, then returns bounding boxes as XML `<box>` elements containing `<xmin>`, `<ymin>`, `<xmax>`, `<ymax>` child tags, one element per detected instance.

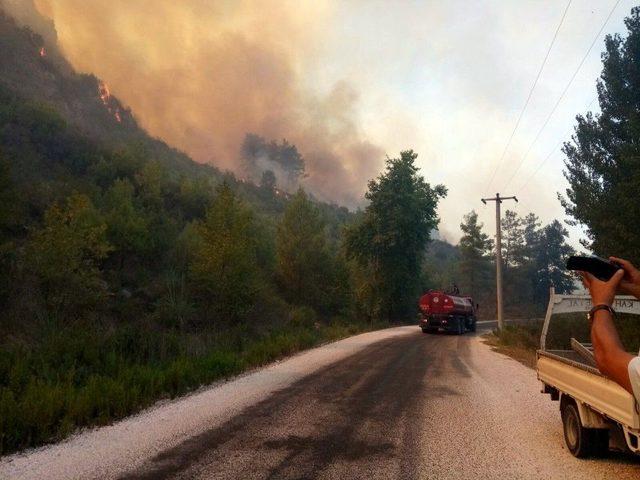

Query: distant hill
<box><xmin>0</xmin><ymin>10</ymin><xmax>354</xmax><ymax>225</ymax></box>
<box><xmin>0</xmin><ymin>11</ymin><xmax>199</xmax><ymax>175</ymax></box>
<box><xmin>423</xmin><ymin>239</ymin><xmax>460</xmax><ymax>290</ymax></box>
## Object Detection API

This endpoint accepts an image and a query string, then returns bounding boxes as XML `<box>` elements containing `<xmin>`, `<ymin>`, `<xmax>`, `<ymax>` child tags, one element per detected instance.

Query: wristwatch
<box><xmin>588</xmin><ymin>304</ymin><xmax>616</xmax><ymax>325</ymax></box>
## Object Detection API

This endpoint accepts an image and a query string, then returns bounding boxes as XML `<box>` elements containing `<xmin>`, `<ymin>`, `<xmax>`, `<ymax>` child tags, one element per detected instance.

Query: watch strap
<box><xmin>588</xmin><ymin>304</ymin><xmax>615</xmax><ymax>323</ymax></box>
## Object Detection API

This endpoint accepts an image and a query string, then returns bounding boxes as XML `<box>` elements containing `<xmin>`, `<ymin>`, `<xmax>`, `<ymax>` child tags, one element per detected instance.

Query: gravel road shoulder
<box><xmin>0</xmin><ymin>327</ymin><xmax>414</xmax><ymax>480</ymax></box>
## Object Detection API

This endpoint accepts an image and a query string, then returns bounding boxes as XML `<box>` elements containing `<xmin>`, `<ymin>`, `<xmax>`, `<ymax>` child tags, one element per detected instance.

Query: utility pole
<box><xmin>481</xmin><ymin>193</ymin><xmax>518</xmax><ymax>331</ymax></box>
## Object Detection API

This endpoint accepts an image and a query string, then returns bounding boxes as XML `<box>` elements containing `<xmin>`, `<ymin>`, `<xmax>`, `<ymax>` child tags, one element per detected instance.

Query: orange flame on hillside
<box><xmin>98</xmin><ymin>81</ymin><xmax>111</xmax><ymax>104</ymax></box>
<box><xmin>98</xmin><ymin>81</ymin><xmax>122</xmax><ymax>123</ymax></box>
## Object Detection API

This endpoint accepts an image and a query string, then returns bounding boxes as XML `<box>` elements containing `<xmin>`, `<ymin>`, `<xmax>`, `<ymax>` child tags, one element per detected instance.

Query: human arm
<box><xmin>581</xmin><ymin>270</ymin><xmax>635</xmax><ymax>393</ymax></box>
<box><xmin>591</xmin><ymin>309</ymin><xmax>634</xmax><ymax>393</ymax></box>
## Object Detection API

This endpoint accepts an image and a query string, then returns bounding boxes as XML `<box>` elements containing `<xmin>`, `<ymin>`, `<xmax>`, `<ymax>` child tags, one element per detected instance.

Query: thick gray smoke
<box><xmin>3</xmin><ymin>0</ymin><xmax>384</xmax><ymax>207</ymax></box>
<box><xmin>241</xmin><ymin>133</ymin><xmax>306</xmax><ymax>192</ymax></box>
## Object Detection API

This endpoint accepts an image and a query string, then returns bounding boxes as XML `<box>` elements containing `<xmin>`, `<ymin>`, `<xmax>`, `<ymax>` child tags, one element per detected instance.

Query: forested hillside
<box><xmin>0</xmin><ymin>7</ymin><xmax>579</xmax><ymax>455</ymax></box>
<box><xmin>0</xmin><ymin>12</ymin><xmax>365</xmax><ymax>454</ymax></box>
<box><xmin>0</xmin><ymin>10</ymin><xmax>452</xmax><ymax>453</ymax></box>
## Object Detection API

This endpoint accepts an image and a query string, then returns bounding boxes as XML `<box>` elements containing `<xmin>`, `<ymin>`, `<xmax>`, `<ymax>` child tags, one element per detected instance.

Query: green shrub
<box><xmin>288</xmin><ymin>305</ymin><xmax>317</xmax><ymax>329</ymax></box>
<box><xmin>493</xmin><ymin>322</ymin><xmax>542</xmax><ymax>350</ymax></box>
<box><xmin>493</xmin><ymin>314</ymin><xmax>640</xmax><ymax>354</ymax></box>
<box><xmin>0</xmin><ymin>316</ymin><xmax>374</xmax><ymax>455</ymax></box>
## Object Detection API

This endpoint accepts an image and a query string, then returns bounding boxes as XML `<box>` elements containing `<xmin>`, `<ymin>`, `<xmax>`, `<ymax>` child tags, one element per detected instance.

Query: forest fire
<box><xmin>98</xmin><ymin>81</ymin><xmax>122</xmax><ymax>123</ymax></box>
<box><xmin>98</xmin><ymin>81</ymin><xmax>111</xmax><ymax>105</ymax></box>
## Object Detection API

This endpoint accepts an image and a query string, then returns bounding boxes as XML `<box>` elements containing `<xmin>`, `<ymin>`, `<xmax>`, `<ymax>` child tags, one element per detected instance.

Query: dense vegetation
<box><xmin>425</xmin><ymin>209</ymin><xmax>576</xmax><ymax>318</ymax></box>
<box><xmin>0</xmin><ymin>70</ymin><xmax>457</xmax><ymax>452</ymax></box>
<box><xmin>0</xmin><ymin>8</ymin><xmax>580</xmax><ymax>455</ymax></box>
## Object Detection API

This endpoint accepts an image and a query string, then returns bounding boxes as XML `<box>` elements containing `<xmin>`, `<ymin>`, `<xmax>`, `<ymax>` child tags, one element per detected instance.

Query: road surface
<box><xmin>2</xmin><ymin>326</ymin><xmax>639</xmax><ymax>479</ymax></box>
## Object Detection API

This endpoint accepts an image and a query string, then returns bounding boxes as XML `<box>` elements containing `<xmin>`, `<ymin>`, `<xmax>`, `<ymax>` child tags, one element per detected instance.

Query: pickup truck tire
<box><xmin>561</xmin><ymin>401</ymin><xmax>609</xmax><ymax>458</ymax></box>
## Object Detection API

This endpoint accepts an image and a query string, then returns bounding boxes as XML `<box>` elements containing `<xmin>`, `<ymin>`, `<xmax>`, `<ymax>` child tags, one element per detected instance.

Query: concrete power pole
<box><xmin>481</xmin><ymin>193</ymin><xmax>518</xmax><ymax>331</ymax></box>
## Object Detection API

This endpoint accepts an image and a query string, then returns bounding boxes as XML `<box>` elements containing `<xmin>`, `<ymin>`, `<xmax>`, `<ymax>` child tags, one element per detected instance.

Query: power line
<box><xmin>501</xmin><ymin>0</ymin><xmax>621</xmax><ymax>192</ymax></box>
<box><xmin>517</xmin><ymin>96</ymin><xmax>598</xmax><ymax>195</ymax></box>
<box><xmin>484</xmin><ymin>0</ymin><xmax>572</xmax><ymax>194</ymax></box>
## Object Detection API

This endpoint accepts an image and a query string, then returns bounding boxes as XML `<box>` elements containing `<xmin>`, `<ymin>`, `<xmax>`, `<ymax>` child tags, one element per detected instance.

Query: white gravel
<box><xmin>412</xmin><ymin>333</ymin><xmax>640</xmax><ymax>479</ymax></box>
<box><xmin>3</xmin><ymin>326</ymin><xmax>639</xmax><ymax>479</ymax></box>
<box><xmin>0</xmin><ymin>327</ymin><xmax>413</xmax><ymax>480</ymax></box>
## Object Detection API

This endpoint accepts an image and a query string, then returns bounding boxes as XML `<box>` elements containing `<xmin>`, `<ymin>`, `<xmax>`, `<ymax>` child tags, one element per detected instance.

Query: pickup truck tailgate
<box><xmin>537</xmin><ymin>350</ymin><xmax>639</xmax><ymax>430</ymax></box>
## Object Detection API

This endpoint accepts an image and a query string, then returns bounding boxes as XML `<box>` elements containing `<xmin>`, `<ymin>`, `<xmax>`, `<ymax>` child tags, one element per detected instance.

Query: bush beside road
<box><xmin>484</xmin><ymin>314</ymin><xmax>640</xmax><ymax>369</ymax></box>
<box><xmin>0</xmin><ymin>319</ymin><xmax>382</xmax><ymax>456</ymax></box>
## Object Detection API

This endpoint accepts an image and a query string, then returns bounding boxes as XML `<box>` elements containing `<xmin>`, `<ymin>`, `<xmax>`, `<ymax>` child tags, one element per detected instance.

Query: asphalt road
<box><xmin>117</xmin><ymin>327</ymin><xmax>640</xmax><ymax>480</ymax></box>
<box><xmin>3</xmin><ymin>326</ymin><xmax>639</xmax><ymax>479</ymax></box>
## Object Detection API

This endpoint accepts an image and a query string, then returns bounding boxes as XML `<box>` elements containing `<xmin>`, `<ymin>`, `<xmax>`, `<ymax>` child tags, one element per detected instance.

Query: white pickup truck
<box><xmin>537</xmin><ymin>288</ymin><xmax>640</xmax><ymax>457</ymax></box>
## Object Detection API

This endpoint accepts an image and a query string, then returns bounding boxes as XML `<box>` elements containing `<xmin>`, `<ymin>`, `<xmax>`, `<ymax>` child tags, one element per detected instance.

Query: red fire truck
<box><xmin>418</xmin><ymin>290</ymin><xmax>477</xmax><ymax>335</ymax></box>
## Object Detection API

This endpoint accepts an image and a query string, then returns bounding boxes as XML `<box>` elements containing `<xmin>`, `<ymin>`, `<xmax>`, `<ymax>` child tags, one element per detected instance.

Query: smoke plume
<box><xmin>4</xmin><ymin>0</ymin><xmax>384</xmax><ymax>206</ymax></box>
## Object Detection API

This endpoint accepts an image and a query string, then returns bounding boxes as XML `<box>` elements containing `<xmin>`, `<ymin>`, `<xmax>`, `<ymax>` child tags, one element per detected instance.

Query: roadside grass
<box><xmin>482</xmin><ymin>322</ymin><xmax>542</xmax><ymax>369</ymax></box>
<box><xmin>0</xmin><ymin>318</ymin><xmax>383</xmax><ymax>456</ymax></box>
<box><xmin>483</xmin><ymin>313</ymin><xmax>640</xmax><ymax>370</ymax></box>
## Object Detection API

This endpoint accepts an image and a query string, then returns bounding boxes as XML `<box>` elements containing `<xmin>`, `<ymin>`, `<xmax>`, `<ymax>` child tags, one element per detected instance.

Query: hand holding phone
<box><xmin>566</xmin><ymin>255</ymin><xmax>622</xmax><ymax>281</ymax></box>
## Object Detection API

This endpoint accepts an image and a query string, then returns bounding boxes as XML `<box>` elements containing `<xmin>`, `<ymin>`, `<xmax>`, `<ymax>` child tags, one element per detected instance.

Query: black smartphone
<box><xmin>566</xmin><ymin>255</ymin><xmax>622</xmax><ymax>281</ymax></box>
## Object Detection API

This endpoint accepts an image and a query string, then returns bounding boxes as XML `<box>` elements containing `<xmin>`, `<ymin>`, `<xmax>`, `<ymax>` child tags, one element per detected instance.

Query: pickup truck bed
<box><xmin>536</xmin><ymin>289</ymin><xmax>640</xmax><ymax>457</ymax></box>
<box><xmin>538</xmin><ymin>349</ymin><xmax>639</xmax><ymax>432</ymax></box>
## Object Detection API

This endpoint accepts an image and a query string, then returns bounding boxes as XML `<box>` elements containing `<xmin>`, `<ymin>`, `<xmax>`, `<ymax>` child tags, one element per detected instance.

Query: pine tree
<box><xmin>102</xmin><ymin>178</ymin><xmax>150</xmax><ymax>267</ymax></box>
<box><xmin>346</xmin><ymin>150</ymin><xmax>446</xmax><ymax>321</ymax></box>
<box><xmin>25</xmin><ymin>193</ymin><xmax>112</xmax><ymax>316</ymax></box>
<box><xmin>458</xmin><ymin>211</ymin><xmax>493</xmax><ymax>300</ymax></box>
<box><xmin>501</xmin><ymin>210</ymin><xmax>524</xmax><ymax>268</ymax></box>
<box><xmin>276</xmin><ymin>189</ymin><xmax>345</xmax><ymax>313</ymax></box>
<box><xmin>561</xmin><ymin>7</ymin><xmax>640</xmax><ymax>261</ymax></box>
<box><xmin>533</xmin><ymin>220</ymin><xmax>576</xmax><ymax>300</ymax></box>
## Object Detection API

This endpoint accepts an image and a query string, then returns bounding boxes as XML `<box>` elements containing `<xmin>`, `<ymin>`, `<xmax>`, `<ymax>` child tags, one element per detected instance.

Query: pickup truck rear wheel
<box><xmin>561</xmin><ymin>402</ymin><xmax>608</xmax><ymax>458</ymax></box>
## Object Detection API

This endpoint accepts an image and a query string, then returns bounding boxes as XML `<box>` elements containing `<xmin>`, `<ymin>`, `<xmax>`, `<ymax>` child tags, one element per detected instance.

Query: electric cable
<box><xmin>516</xmin><ymin>96</ymin><xmax>597</xmax><ymax>195</ymax></box>
<box><xmin>501</xmin><ymin>0</ymin><xmax>621</xmax><ymax>192</ymax></box>
<box><xmin>484</xmin><ymin>0</ymin><xmax>572</xmax><ymax>194</ymax></box>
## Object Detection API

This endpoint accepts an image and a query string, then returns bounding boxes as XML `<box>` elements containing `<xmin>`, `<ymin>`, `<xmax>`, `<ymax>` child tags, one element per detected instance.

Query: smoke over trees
<box><xmin>0</xmin><ymin>82</ymin><xmax>375</xmax><ymax>453</ymax></box>
<box><xmin>4</xmin><ymin>0</ymin><xmax>385</xmax><ymax>207</ymax></box>
<box><xmin>241</xmin><ymin>134</ymin><xmax>306</xmax><ymax>191</ymax></box>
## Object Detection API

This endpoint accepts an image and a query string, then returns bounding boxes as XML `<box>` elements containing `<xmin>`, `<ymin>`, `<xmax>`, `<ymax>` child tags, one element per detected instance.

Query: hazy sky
<box><xmin>308</xmin><ymin>0</ymin><xmax>636</xmax><ymax>246</ymax></box>
<box><xmin>15</xmin><ymin>0</ymin><xmax>640</xmax><ymax>247</ymax></box>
